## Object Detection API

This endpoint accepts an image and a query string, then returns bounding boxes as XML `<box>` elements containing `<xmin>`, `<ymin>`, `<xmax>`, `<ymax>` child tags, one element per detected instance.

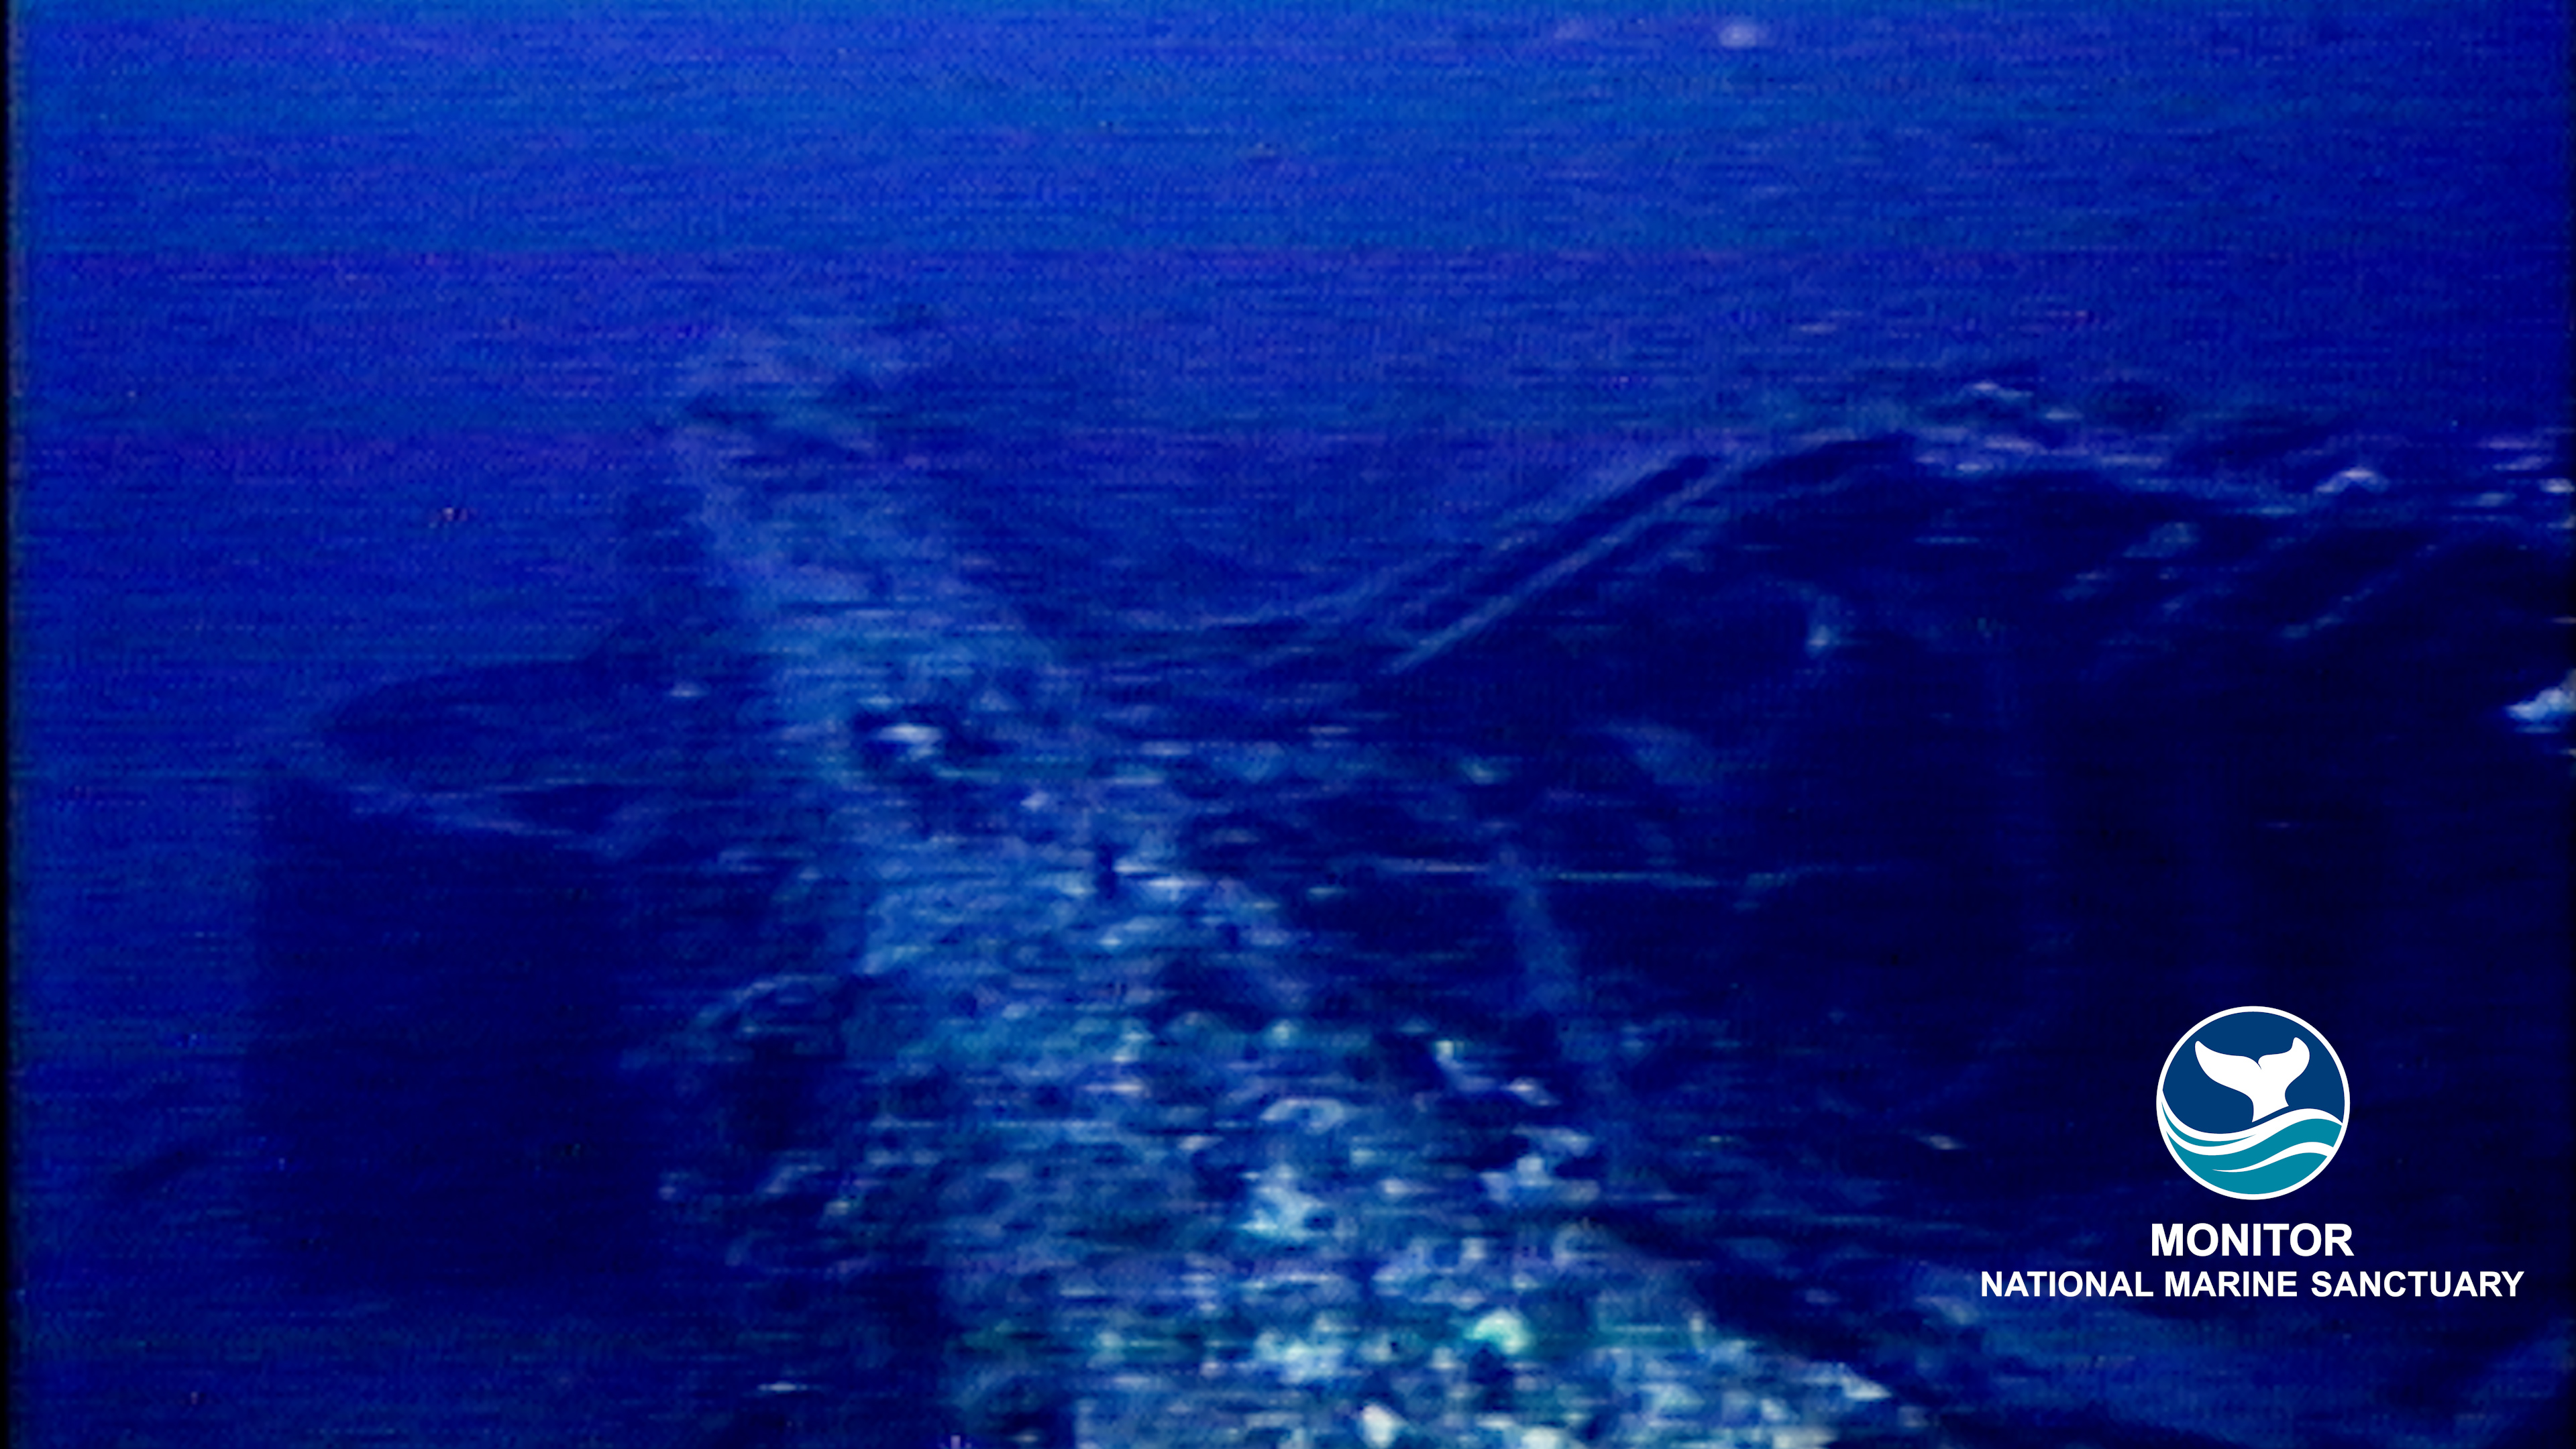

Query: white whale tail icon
<box><xmin>2195</xmin><ymin>1037</ymin><xmax>2310</xmax><ymax>1121</ymax></box>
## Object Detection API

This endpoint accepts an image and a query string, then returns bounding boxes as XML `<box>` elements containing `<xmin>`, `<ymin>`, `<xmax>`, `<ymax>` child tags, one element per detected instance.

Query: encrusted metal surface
<box><xmin>616</xmin><ymin>319</ymin><xmax>2569</xmax><ymax>1448</ymax></box>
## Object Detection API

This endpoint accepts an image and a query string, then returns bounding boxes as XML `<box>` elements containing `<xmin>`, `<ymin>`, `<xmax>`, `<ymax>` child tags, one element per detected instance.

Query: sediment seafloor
<box><xmin>257</xmin><ymin>317</ymin><xmax>2572</xmax><ymax>1448</ymax></box>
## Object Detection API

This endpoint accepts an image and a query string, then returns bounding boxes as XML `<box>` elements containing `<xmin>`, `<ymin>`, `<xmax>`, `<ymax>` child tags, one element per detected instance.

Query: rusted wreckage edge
<box><xmin>650</xmin><ymin>327</ymin><xmax>2568</xmax><ymax>1448</ymax></box>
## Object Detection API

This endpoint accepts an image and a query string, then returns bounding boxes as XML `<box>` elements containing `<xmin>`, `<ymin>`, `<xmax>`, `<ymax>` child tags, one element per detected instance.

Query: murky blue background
<box><xmin>13</xmin><ymin>2</ymin><xmax>2569</xmax><ymax>1442</ymax></box>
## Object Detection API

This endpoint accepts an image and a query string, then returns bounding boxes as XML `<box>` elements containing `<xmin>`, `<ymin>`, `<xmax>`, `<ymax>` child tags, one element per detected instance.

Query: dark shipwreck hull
<box><xmin>252</xmin><ymin>321</ymin><xmax>2571</xmax><ymax>1447</ymax></box>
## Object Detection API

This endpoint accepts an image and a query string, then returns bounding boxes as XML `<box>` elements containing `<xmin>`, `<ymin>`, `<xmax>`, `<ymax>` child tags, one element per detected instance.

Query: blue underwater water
<box><xmin>12</xmin><ymin>2</ymin><xmax>2572</xmax><ymax>1444</ymax></box>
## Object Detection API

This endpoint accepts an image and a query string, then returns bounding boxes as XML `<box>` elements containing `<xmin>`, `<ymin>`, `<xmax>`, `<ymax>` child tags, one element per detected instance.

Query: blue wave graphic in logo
<box><xmin>2156</xmin><ymin>1006</ymin><xmax>2349</xmax><ymax>1199</ymax></box>
<box><xmin>2158</xmin><ymin>1096</ymin><xmax>2343</xmax><ymax>1198</ymax></box>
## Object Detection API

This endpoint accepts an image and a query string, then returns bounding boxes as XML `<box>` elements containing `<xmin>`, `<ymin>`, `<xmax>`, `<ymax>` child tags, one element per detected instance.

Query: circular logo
<box><xmin>2157</xmin><ymin>1006</ymin><xmax>2347</xmax><ymax>1199</ymax></box>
